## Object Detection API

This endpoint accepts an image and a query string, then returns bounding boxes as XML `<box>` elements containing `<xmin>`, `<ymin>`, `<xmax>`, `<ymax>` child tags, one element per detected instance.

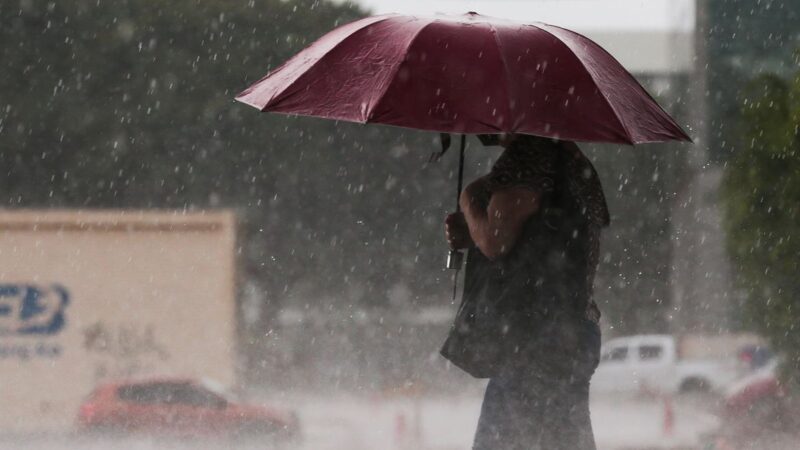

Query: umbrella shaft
<box><xmin>455</xmin><ymin>134</ymin><xmax>466</xmax><ymax>212</ymax></box>
<box><xmin>448</xmin><ymin>134</ymin><xmax>466</xmax><ymax>289</ymax></box>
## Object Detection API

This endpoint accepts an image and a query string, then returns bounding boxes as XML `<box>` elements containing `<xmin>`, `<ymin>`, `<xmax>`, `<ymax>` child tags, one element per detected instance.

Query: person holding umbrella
<box><xmin>444</xmin><ymin>133</ymin><xmax>608</xmax><ymax>449</ymax></box>
<box><xmin>236</xmin><ymin>11</ymin><xmax>690</xmax><ymax>450</ymax></box>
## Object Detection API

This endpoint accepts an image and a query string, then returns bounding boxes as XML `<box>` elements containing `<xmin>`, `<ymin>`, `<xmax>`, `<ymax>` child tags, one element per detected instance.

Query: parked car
<box><xmin>591</xmin><ymin>334</ymin><xmax>743</xmax><ymax>394</ymax></box>
<box><xmin>701</xmin><ymin>359</ymin><xmax>794</xmax><ymax>449</ymax></box>
<box><xmin>77</xmin><ymin>378</ymin><xmax>300</xmax><ymax>441</ymax></box>
<box><xmin>722</xmin><ymin>358</ymin><xmax>785</xmax><ymax>426</ymax></box>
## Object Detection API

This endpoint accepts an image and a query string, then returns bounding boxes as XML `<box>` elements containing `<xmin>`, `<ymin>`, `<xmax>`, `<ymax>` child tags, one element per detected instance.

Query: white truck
<box><xmin>591</xmin><ymin>334</ymin><xmax>747</xmax><ymax>395</ymax></box>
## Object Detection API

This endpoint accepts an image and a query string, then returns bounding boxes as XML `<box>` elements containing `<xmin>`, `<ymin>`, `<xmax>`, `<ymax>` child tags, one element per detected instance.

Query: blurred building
<box><xmin>0</xmin><ymin>210</ymin><xmax>236</xmax><ymax>432</ymax></box>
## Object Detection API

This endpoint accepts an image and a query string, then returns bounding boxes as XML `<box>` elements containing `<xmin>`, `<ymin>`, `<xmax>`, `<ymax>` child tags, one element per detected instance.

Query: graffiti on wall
<box><xmin>82</xmin><ymin>321</ymin><xmax>170</xmax><ymax>380</ymax></box>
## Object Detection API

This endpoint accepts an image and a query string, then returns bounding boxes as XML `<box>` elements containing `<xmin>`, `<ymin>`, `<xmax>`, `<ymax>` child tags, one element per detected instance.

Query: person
<box><xmin>443</xmin><ymin>133</ymin><xmax>610</xmax><ymax>450</ymax></box>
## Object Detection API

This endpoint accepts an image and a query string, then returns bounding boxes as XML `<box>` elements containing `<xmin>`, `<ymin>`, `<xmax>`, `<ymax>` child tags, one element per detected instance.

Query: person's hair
<box><xmin>476</xmin><ymin>134</ymin><xmax>500</xmax><ymax>146</ymax></box>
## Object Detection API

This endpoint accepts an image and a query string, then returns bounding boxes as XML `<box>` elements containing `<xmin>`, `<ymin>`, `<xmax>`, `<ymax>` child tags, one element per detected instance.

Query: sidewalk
<box><xmin>592</xmin><ymin>395</ymin><xmax>719</xmax><ymax>449</ymax></box>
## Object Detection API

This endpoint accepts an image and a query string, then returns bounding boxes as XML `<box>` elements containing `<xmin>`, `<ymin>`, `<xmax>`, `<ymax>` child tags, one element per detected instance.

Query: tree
<box><xmin>721</xmin><ymin>54</ymin><xmax>800</xmax><ymax>382</ymax></box>
<box><xmin>706</xmin><ymin>0</ymin><xmax>800</xmax><ymax>163</ymax></box>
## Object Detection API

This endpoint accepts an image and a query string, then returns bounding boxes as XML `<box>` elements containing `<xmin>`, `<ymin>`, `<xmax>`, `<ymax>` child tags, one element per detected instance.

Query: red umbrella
<box><xmin>235</xmin><ymin>12</ymin><xmax>691</xmax><ymax>285</ymax></box>
<box><xmin>235</xmin><ymin>12</ymin><xmax>690</xmax><ymax>144</ymax></box>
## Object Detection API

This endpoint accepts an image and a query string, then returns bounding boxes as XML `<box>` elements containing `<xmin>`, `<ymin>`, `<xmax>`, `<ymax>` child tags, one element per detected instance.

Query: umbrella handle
<box><xmin>446</xmin><ymin>248</ymin><xmax>464</xmax><ymax>270</ymax></box>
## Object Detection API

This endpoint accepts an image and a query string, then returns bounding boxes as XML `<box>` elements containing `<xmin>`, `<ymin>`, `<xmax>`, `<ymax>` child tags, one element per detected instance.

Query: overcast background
<box><xmin>353</xmin><ymin>0</ymin><xmax>695</xmax><ymax>31</ymax></box>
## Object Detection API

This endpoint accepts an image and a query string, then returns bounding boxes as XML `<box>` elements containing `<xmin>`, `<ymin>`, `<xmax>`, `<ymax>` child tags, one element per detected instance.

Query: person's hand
<box><xmin>445</xmin><ymin>212</ymin><xmax>473</xmax><ymax>250</ymax></box>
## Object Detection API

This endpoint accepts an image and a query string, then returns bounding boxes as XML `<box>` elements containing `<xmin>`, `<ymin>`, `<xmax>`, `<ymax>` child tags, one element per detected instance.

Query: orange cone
<box><xmin>395</xmin><ymin>412</ymin><xmax>408</xmax><ymax>448</ymax></box>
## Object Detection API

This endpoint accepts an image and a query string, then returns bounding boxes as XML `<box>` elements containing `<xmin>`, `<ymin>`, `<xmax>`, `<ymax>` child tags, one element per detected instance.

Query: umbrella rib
<box><xmin>239</xmin><ymin>15</ymin><xmax>398</xmax><ymax>112</ymax></box>
<box><xmin>533</xmin><ymin>24</ymin><xmax>634</xmax><ymax>144</ymax></box>
<box><xmin>486</xmin><ymin>22</ymin><xmax>515</xmax><ymax>131</ymax></box>
<box><xmin>540</xmin><ymin>23</ymin><xmax>691</xmax><ymax>143</ymax></box>
<box><xmin>548</xmin><ymin>24</ymin><xmax>694</xmax><ymax>142</ymax></box>
<box><xmin>364</xmin><ymin>21</ymin><xmax>432</xmax><ymax>123</ymax></box>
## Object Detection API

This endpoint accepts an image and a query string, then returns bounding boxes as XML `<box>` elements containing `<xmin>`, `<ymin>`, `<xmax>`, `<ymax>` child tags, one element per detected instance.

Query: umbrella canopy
<box><xmin>236</xmin><ymin>12</ymin><xmax>690</xmax><ymax>144</ymax></box>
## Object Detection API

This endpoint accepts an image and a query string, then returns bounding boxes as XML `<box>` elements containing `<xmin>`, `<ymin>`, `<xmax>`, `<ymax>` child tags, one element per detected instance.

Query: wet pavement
<box><xmin>0</xmin><ymin>394</ymin><xmax>736</xmax><ymax>450</ymax></box>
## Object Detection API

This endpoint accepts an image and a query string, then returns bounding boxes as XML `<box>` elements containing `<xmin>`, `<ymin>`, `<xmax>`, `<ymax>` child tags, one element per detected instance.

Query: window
<box><xmin>601</xmin><ymin>346</ymin><xmax>628</xmax><ymax>362</ymax></box>
<box><xmin>118</xmin><ymin>382</ymin><xmax>183</xmax><ymax>404</ymax></box>
<box><xmin>639</xmin><ymin>345</ymin><xmax>663</xmax><ymax>361</ymax></box>
<box><xmin>170</xmin><ymin>384</ymin><xmax>227</xmax><ymax>408</ymax></box>
<box><xmin>118</xmin><ymin>382</ymin><xmax>227</xmax><ymax>407</ymax></box>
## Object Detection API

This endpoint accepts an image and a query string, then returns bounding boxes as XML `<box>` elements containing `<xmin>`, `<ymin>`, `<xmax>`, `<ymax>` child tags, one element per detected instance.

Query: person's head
<box><xmin>498</xmin><ymin>133</ymin><xmax>518</xmax><ymax>147</ymax></box>
<box><xmin>477</xmin><ymin>133</ymin><xmax>562</xmax><ymax>149</ymax></box>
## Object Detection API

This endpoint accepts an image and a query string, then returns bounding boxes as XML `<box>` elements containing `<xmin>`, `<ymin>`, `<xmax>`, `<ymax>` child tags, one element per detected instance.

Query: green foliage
<box><xmin>1</xmin><ymin>0</ymin><xmax>361</xmax><ymax>205</ymax></box>
<box><xmin>722</xmin><ymin>67</ymin><xmax>800</xmax><ymax>381</ymax></box>
<box><xmin>706</xmin><ymin>0</ymin><xmax>800</xmax><ymax>163</ymax></box>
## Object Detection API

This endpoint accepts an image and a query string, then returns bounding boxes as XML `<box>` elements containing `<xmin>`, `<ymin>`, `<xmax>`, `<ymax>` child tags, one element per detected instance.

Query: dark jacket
<box><xmin>441</xmin><ymin>139</ymin><xmax>606</xmax><ymax>380</ymax></box>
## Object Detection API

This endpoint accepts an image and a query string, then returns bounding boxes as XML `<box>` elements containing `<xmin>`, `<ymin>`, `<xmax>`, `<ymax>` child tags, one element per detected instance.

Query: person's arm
<box><xmin>460</xmin><ymin>181</ymin><xmax>542</xmax><ymax>260</ymax></box>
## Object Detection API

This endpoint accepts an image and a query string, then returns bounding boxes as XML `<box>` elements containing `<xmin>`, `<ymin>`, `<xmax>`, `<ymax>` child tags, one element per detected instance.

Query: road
<box><xmin>0</xmin><ymin>393</ymin><xmax>723</xmax><ymax>450</ymax></box>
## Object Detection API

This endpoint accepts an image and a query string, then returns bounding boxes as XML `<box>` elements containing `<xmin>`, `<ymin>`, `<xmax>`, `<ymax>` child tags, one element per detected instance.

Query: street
<box><xmin>0</xmin><ymin>393</ymin><xmax>724</xmax><ymax>450</ymax></box>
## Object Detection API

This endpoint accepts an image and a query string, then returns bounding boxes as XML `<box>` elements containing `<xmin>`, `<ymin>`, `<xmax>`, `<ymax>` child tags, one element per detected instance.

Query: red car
<box><xmin>704</xmin><ymin>360</ymin><xmax>790</xmax><ymax>449</ymax></box>
<box><xmin>77</xmin><ymin>378</ymin><xmax>300</xmax><ymax>441</ymax></box>
<box><xmin>722</xmin><ymin>359</ymin><xmax>785</xmax><ymax>427</ymax></box>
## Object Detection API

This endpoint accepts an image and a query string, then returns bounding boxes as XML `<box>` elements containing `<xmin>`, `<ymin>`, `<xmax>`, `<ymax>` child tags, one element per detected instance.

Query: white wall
<box><xmin>0</xmin><ymin>210</ymin><xmax>236</xmax><ymax>432</ymax></box>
